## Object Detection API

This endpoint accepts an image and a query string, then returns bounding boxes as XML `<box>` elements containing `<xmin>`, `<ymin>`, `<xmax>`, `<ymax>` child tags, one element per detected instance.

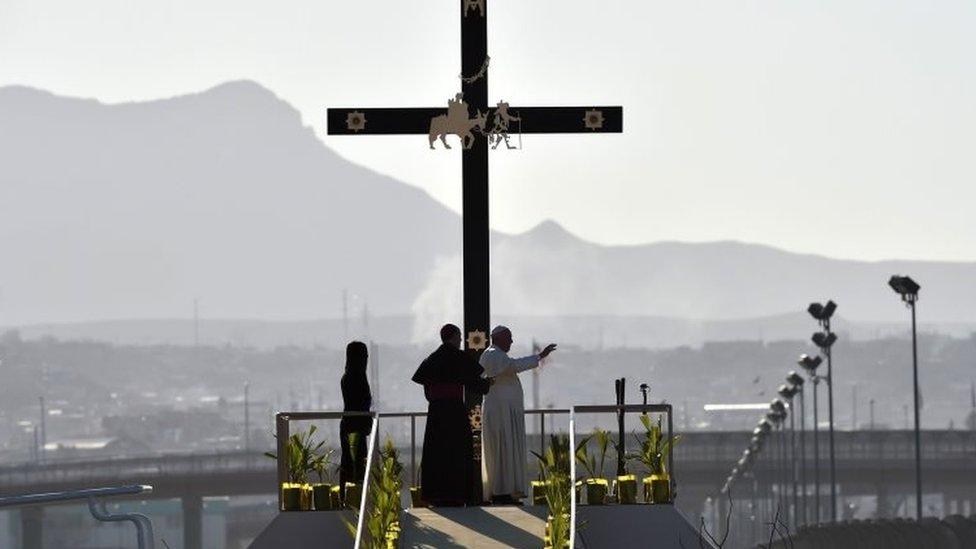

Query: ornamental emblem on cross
<box><xmin>346</xmin><ymin>111</ymin><xmax>366</xmax><ymax>132</ymax></box>
<box><xmin>429</xmin><ymin>93</ymin><xmax>486</xmax><ymax>149</ymax></box>
<box><xmin>464</xmin><ymin>0</ymin><xmax>485</xmax><ymax>17</ymax></box>
<box><xmin>466</xmin><ymin>329</ymin><xmax>487</xmax><ymax>351</ymax></box>
<box><xmin>584</xmin><ymin>109</ymin><xmax>604</xmax><ymax>130</ymax></box>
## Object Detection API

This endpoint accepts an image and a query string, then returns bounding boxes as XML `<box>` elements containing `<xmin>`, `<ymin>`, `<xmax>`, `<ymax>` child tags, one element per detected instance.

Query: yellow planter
<box><xmin>531</xmin><ymin>480</ymin><xmax>548</xmax><ymax>505</ymax></box>
<box><xmin>281</xmin><ymin>483</ymin><xmax>312</xmax><ymax>511</ymax></box>
<box><xmin>584</xmin><ymin>478</ymin><xmax>609</xmax><ymax>505</ymax></box>
<box><xmin>344</xmin><ymin>482</ymin><xmax>363</xmax><ymax>508</ymax></box>
<box><xmin>312</xmin><ymin>483</ymin><xmax>333</xmax><ymax>511</ymax></box>
<box><xmin>615</xmin><ymin>475</ymin><xmax>637</xmax><ymax>504</ymax></box>
<box><xmin>642</xmin><ymin>474</ymin><xmax>671</xmax><ymax>504</ymax></box>
<box><xmin>410</xmin><ymin>486</ymin><xmax>426</xmax><ymax>508</ymax></box>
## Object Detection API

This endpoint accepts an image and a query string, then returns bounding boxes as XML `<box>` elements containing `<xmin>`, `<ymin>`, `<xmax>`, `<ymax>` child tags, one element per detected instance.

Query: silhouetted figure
<box><xmin>412</xmin><ymin>324</ymin><xmax>492</xmax><ymax>506</ymax></box>
<box><xmin>340</xmin><ymin>341</ymin><xmax>372</xmax><ymax>500</ymax></box>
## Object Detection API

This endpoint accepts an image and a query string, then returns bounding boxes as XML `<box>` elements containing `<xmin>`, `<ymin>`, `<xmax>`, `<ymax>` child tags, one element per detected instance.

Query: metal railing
<box><xmin>379</xmin><ymin>408</ymin><xmax>570</xmax><ymax>488</ymax></box>
<box><xmin>0</xmin><ymin>484</ymin><xmax>156</xmax><ymax>549</ymax></box>
<box><xmin>273</xmin><ymin>411</ymin><xmax>377</xmax><ymax>510</ymax></box>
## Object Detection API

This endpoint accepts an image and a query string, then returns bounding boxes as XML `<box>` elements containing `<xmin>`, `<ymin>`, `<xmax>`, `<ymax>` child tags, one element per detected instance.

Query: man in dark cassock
<box><xmin>412</xmin><ymin>323</ymin><xmax>493</xmax><ymax>506</ymax></box>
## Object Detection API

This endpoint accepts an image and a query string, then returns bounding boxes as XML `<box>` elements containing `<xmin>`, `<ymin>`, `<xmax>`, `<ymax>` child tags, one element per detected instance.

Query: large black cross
<box><xmin>327</xmin><ymin>0</ymin><xmax>621</xmax><ymax>502</ymax></box>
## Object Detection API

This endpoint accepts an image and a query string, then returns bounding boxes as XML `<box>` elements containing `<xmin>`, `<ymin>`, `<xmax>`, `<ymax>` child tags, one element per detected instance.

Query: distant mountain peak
<box><xmin>519</xmin><ymin>220</ymin><xmax>583</xmax><ymax>245</ymax></box>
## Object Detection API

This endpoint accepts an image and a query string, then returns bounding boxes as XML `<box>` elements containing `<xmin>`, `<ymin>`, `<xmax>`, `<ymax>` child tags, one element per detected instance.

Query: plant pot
<box><xmin>410</xmin><ymin>486</ymin><xmax>426</xmax><ymax>508</ymax></box>
<box><xmin>531</xmin><ymin>480</ymin><xmax>547</xmax><ymax>506</ymax></box>
<box><xmin>330</xmin><ymin>484</ymin><xmax>342</xmax><ymax>509</ymax></box>
<box><xmin>281</xmin><ymin>483</ymin><xmax>302</xmax><ymax>511</ymax></box>
<box><xmin>615</xmin><ymin>474</ymin><xmax>637</xmax><ymax>504</ymax></box>
<box><xmin>584</xmin><ymin>478</ymin><xmax>609</xmax><ymax>505</ymax></box>
<box><xmin>312</xmin><ymin>483</ymin><xmax>333</xmax><ymax>511</ymax></box>
<box><xmin>344</xmin><ymin>482</ymin><xmax>363</xmax><ymax>508</ymax></box>
<box><xmin>643</xmin><ymin>474</ymin><xmax>671</xmax><ymax>504</ymax></box>
<box><xmin>282</xmin><ymin>483</ymin><xmax>313</xmax><ymax>511</ymax></box>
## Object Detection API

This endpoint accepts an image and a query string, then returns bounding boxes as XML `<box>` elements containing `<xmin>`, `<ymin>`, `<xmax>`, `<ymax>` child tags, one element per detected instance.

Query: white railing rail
<box><xmin>0</xmin><ymin>484</ymin><xmax>155</xmax><ymax>549</ymax></box>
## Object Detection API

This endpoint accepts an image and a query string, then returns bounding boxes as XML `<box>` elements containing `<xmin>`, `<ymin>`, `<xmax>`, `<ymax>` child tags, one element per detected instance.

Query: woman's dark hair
<box><xmin>345</xmin><ymin>341</ymin><xmax>369</xmax><ymax>375</ymax></box>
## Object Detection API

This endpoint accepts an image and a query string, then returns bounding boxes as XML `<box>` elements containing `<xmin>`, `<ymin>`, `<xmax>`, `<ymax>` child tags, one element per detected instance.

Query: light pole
<box><xmin>889</xmin><ymin>274</ymin><xmax>922</xmax><ymax>520</ymax></box>
<box><xmin>779</xmin><ymin>383</ymin><xmax>799</xmax><ymax>528</ymax></box>
<box><xmin>799</xmin><ymin>353</ymin><xmax>822</xmax><ymax>523</ymax></box>
<box><xmin>770</xmin><ymin>400</ymin><xmax>787</xmax><ymax>519</ymax></box>
<box><xmin>808</xmin><ymin>300</ymin><xmax>839</xmax><ymax>523</ymax></box>
<box><xmin>787</xmin><ymin>370</ymin><xmax>806</xmax><ymax>525</ymax></box>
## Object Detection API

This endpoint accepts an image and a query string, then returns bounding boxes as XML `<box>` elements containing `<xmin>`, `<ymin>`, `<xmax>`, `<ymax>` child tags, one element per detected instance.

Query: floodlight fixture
<box><xmin>771</xmin><ymin>398</ymin><xmax>787</xmax><ymax>414</ymax></box>
<box><xmin>812</xmin><ymin>331</ymin><xmax>838</xmax><ymax>350</ymax></box>
<box><xmin>822</xmin><ymin>300</ymin><xmax>837</xmax><ymax>320</ymax></box>
<box><xmin>786</xmin><ymin>371</ymin><xmax>804</xmax><ymax>387</ymax></box>
<box><xmin>888</xmin><ymin>275</ymin><xmax>920</xmax><ymax>304</ymax></box>
<box><xmin>798</xmin><ymin>354</ymin><xmax>822</xmax><ymax>373</ymax></box>
<box><xmin>778</xmin><ymin>384</ymin><xmax>796</xmax><ymax>400</ymax></box>
<box><xmin>807</xmin><ymin>302</ymin><xmax>824</xmax><ymax>320</ymax></box>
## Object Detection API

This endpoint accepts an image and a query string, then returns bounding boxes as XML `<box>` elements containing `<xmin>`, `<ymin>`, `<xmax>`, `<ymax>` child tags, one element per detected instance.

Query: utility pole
<box><xmin>869</xmin><ymin>399</ymin><xmax>875</xmax><ymax>430</ymax></box>
<box><xmin>852</xmin><ymin>384</ymin><xmax>858</xmax><ymax>430</ymax></box>
<box><xmin>342</xmin><ymin>289</ymin><xmax>349</xmax><ymax>341</ymax></box>
<box><xmin>193</xmin><ymin>298</ymin><xmax>200</xmax><ymax>348</ymax></box>
<box><xmin>370</xmin><ymin>341</ymin><xmax>380</xmax><ymax>409</ymax></box>
<box><xmin>38</xmin><ymin>396</ymin><xmax>46</xmax><ymax>462</ymax></box>
<box><xmin>244</xmin><ymin>382</ymin><xmax>250</xmax><ymax>451</ymax></box>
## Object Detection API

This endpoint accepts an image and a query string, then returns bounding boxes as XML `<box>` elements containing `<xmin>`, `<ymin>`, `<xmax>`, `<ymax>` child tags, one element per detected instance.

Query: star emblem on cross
<box><xmin>584</xmin><ymin>109</ymin><xmax>605</xmax><ymax>130</ymax></box>
<box><xmin>346</xmin><ymin>111</ymin><xmax>366</xmax><ymax>132</ymax></box>
<box><xmin>466</xmin><ymin>329</ymin><xmax>487</xmax><ymax>351</ymax></box>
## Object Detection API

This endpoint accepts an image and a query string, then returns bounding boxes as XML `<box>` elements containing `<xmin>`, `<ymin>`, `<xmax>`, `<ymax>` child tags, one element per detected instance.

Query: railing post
<box><xmin>667</xmin><ymin>404</ymin><xmax>675</xmax><ymax>497</ymax></box>
<box><xmin>569</xmin><ymin>410</ymin><xmax>577</xmax><ymax>549</ymax></box>
<box><xmin>275</xmin><ymin>413</ymin><xmax>288</xmax><ymax>511</ymax></box>
<box><xmin>540</xmin><ymin>411</ymin><xmax>546</xmax><ymax>457</ymax></box>
<box><xmin>21</xmin><ymin>506</ymin><xmax>42</xmax><ymax>549</ymax></box>
<box><xmin>182</xmin><ymin>495</ymin><xmax>203</xmax><ymax>549</ymax></box>
<box><xmin>411</xmin><ymin>414</ymin><xmax>417</xmax><ymax>488</ymax></box>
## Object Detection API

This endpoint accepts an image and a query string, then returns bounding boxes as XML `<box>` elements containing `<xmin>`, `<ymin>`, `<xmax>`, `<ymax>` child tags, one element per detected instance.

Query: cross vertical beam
<box><xmin>460</xmin><ymin>0</ymin><xmax>490</xmax><ymax>504</ymax></box>
<box><xmin>461</xmin><ymin>0</ymin><xmax>490</xmax><ymax>359</ymax></box>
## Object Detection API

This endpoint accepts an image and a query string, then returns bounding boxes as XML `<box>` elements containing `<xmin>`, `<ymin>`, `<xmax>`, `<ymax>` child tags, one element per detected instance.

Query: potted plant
<box><xmin>265</xmin><ymin>425</ymin><xmax>327</xmax><ymax>511</ymax></box>
<box><xmin>311</xmin><ymin>446</ymin><xmax>336</xmax><ymax>511</ymax></box>
<box><xmin>628</xmin><ymin>414</ymin><xmax>680</xmax><ymax>504</ymax></box>
<box><xmin>532</xmin><ymin>435</ymin><xmax>571</xmax><ymax>549</ymax></box>
<box><xmin>575</xmin><ymin>428</ymin><xmax>612</xmax><ymax>505</ymax></box>
<box><xmin>346</xmin><ymin>437</ymin><xmax>404</xmax><ymax>548</ymax></box>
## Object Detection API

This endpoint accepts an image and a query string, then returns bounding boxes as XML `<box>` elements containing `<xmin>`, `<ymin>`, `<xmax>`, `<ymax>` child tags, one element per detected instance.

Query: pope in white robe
<box><xmin>479</xmin><ymin>325</ymin><xmax>557</xmax><ymax>502</ymax></box>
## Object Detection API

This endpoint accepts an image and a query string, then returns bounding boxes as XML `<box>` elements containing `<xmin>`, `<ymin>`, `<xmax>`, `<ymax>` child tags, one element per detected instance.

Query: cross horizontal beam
<box><xmin>327</xmin><ymin>106</ymin><xmax>622</xmax><ymax>135</ymax></box>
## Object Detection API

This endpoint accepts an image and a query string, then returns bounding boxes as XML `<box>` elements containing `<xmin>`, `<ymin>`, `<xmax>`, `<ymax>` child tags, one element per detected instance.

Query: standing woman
<box><xmin>339</xmin><ymin>341</ymin><xmax>372</xmax><ymax>500</ymax></box>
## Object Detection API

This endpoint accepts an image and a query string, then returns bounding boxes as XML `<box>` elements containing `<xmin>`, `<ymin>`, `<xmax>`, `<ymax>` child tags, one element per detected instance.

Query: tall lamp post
<box><xmin>779</xmin><ymin>383</ymin><xmax>799</xmax><ymax>528</ymax></box>
<box><xmin>808</xmin><ymin>300</ymin><xmax>838</xmax><ymax>523</ymax></box>
<box><xmin>786</xmin><ymin>370</ymin><xmax>806</xmax><ymax>526</ymax></box>
<box><xmin>889</xmin><ymin>274</ymin><xmax>922</xmax><ymax>520</ymax></box>
<box><xmin>769</xmin><ymin>400</ymin><xmax>788</xmax><ymax>519</ymax></box>
<box><xmin>799</xmin><ymin>353</ymin><xmax>822</xmax><ymax>523</ymax></box>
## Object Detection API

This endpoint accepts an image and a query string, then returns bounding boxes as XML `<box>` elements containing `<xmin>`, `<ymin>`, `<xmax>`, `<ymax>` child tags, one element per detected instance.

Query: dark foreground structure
<box><xmin>767</xmin><ymin>515</ymin><xmax>976</xmax><ymax>548</ymax></box>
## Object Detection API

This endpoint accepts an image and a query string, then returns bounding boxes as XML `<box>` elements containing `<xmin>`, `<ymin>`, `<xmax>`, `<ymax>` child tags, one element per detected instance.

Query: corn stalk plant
<box><xmin>265</xmin><ymin>425</ymin><xmax>329</xmax><ymax>484</ymax></box>
<box><xmin>345</xmin><ymin>437</ymin><xmax>403</xmax><ymax>548</ymax></box>
<box><xmin>575</xmin><ymin>428</ymin><xmax>612</xmax><ymax>479</ymax></box>
<box><xmin>628</xmin><ymin>415</ymin><xmax>680</xmax><ymax>476</ymax></box>
<box><xmin>532</xmin><ymin>434</ymin><xmax>572</xmax><ymax>549</ymax></box>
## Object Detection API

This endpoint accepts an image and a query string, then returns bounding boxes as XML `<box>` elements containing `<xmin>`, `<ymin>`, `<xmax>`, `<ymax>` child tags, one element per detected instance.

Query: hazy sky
<box><xmin>2</xmin><ymin>0</ymin><xmax>974</xmax><ymax>261</ymax></box>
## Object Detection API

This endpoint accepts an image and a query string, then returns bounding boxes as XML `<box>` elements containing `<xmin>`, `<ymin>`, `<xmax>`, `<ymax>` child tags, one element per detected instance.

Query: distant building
<box><xmin>42</xmin><ymin>435</ymin><xmax>150</xmax><ymax>459</ymax></box>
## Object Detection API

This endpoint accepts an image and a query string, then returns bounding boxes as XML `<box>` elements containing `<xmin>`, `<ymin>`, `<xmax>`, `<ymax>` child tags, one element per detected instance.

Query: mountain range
<box><xmin>2</xmin><ymin>80</ymin><xmax>975</xmax><ymax>344</ymax></box>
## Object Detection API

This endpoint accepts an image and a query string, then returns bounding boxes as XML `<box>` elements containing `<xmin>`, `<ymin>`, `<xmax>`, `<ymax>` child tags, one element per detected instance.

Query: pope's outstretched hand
<box><xmin>540</xmin><ymin>344</ymin><xmax>557</xmax><ymax>358</ymax></box>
